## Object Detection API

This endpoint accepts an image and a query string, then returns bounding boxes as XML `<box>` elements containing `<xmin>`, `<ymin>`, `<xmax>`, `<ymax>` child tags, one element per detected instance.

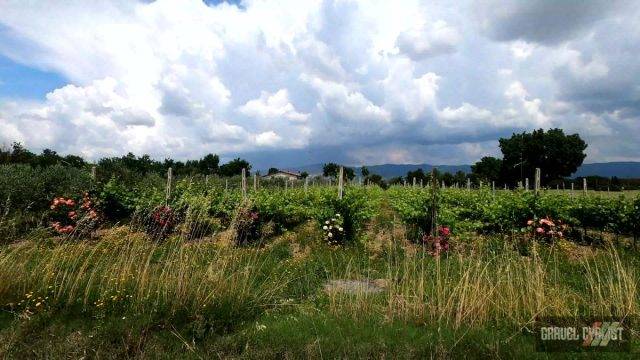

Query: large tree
<box><xmin>219</xmin><ymin>158</ymin><xmax>251</xmax><ymax>177</ymax></box>
<box><xmin>471</xmin><ymin>156</ymin><xmax>502</xmax><ymax>183</ymax></box>
<box><xmin>322</xmin><ymin>163</ymin><xmax>355</xmax><ymax>181</ymax></box>
<box><xmin>499</xmin><ymin>128</ymin><xmax>587</xmax><ymax>185</ymax></box>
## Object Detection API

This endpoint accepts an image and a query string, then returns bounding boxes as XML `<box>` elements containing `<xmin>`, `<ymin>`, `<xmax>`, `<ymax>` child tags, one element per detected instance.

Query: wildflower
<box><xmin>323</xmin><ymin>226</ymin><xmax>328</xmax><ymax>230</ymax></box>
<box><xmin>535</xmin><ymin>227</ymin><xmax>544</xmax><ymax>234</ymax></box>
<box><xmin>527</xmin><ymin>220</ymin><xmax>534</xmax><ymax>226</ymax></box>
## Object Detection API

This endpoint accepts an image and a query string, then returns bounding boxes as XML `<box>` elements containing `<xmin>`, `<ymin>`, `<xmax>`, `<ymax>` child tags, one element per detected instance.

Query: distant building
<box><xmin>262</xmin><ymin>170</ymin><xmax>302</xmax><ymax>181</ymax></box>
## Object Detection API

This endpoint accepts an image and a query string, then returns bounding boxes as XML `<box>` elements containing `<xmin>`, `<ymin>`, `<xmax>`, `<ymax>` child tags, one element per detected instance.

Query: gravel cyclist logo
<box><xmin>535</xmin><ymin>317</ymin><xmax>635</xmax><ymax>352</ymax></box>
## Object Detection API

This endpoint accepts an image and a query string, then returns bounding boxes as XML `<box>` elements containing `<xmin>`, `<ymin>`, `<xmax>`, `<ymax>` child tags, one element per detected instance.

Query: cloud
<box><xmin>475</xmin><ymin>0</ymin><xmax>630</xmax><ymax>45</ymax></box>
<box><xmin>238</xmin><ymin>89</ymin><xmax>309</xmax><ymax>122</ymax></box>
<box><xmin>0</xmin><ymin>0</ymin><xmax>638</xmax><ymax>166</ymax></box>
<box><xmin>396</xmin><ymin>20</ymin><xmax>460</xmax><ymax>60</ymax></box>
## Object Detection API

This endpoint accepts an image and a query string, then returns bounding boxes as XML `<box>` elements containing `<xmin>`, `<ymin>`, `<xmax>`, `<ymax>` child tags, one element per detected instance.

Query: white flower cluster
<box><xmin>322</xmin><ymin>214</ymin><xmax>344</xmax><ymax>244</ymax></box>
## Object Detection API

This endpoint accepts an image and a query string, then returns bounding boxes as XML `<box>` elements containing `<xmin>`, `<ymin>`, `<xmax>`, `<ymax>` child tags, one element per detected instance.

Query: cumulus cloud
<box><xmin>238</xmin><ymin>89</ymin><xmax>309</xmax><ymax>122</ymax></box>
<box><xmin>0</xmin><ymin>0</ymin><xmax>638</xmax><ymax>166</ymax></box>
<box><xmin>396</xmin><ymin>20</ymin><xmax>460</xmax><ymax>60</ymax></box>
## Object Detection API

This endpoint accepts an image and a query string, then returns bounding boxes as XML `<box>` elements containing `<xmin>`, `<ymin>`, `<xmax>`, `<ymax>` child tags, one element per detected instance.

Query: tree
<box><xmin>360</xmin><ymin>166</ymin><xmax>369</xmax><ymax>177</ymax></box>
<box><xmin>499</xmin><ymin>128</ymin><xmax>587</xmax><ymax>185</ymax></box>
<box><xmin>471</xmin><ymin>156</ymin><xmax>502</xmax><ymax>183</ymax></box>
<box><xmin>268</xmin><ymin>167</ymin><xmax>279</xmax><ymax>175</ymax></box>
<box><xmin>198</xmin><ymin>153</ymin><xmax>219</xmax><ymax>174</ymax></box>
<box><xmin>365</xmin><ymin>173</ymin><xmax>387</xmax><ymax>189</ymax></box>
<box><xmin>300</xmin><ymin>171</ymin><xmax>309</xmax><ymax>179</ymax></box>
<box><xmin>219</xmin><ymin>158</ymin><xmax>251</xmax><ymax>177</ymax></box>
<box><xmin>405</xmin><ymin>168</ymin><xmax>427</xmax><ymax>184</ymax></box>
<box><xmin>322</xmin><ymin>163</ymin><xmax>355</xmax><ymax>181</ymax></box>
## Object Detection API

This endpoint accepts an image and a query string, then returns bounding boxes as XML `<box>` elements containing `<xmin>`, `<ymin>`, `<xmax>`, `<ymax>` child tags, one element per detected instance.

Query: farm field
<box><xmin>1</xmin><ymin>167</ymin><xmax>639</xmax><ymax>358</ymax></box>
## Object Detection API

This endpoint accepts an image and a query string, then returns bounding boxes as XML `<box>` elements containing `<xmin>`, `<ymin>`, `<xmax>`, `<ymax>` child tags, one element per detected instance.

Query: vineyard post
<box><xmin>442</xmin><ymin>180</ymin><xmax>445</xmax><ymax>189</ymax></box>
<box><xmin>534</xmin><ymin>168</ymin><xmax>541</xmax><ymax>194</ymax></box>
<box><xmin>90</xmin><ymin>166</ymin><xmax>96</xmax><ymax>181</ymax></box>
<box><xmin>420</xmin><ymin>179</ymin><xmax>423</xmax><ymax>187</ymax></box>
<box><xmin>525</xmin><ymin>178</ymin><xmax>529</xmax><ymax>191</ymax></box>
<box><xmin>430</xmin><ymin>169</ymin><xmax>438</xmax><ymax>237</ymax></box>
<box><xmin>225</xmin><ymin>179</ymin><xmax>228</xmax><ymax>191</ymax></box>
<box><xmin>404</xmin><ymin>179</ymin><xmax>407</xmax><ymax>187</ymax></box>
<box><xmin>504</xmin><ymin>184</ymin><xmax>507</xmax><ymax>190</ymax></box>
<box><xmin>338</xmin><ymin>166</ymin><xmax>344</xmax><ymax>200</ymax></box>
<box><xmin>253</xmin><ymin>174</ymin><xmax>257</xmax><ymax>191</ymax></box>
<box><xmin>285</xmin><ymin>179</ymin><xmax>288</xmax><ymax>190</ymax></box>
<box><xmin>241</xmin><ymin>168</ymin><xmax>247</xmax><ymax>198</ymax></box>
<box><xmin>583</xmin><ymin>178</ymin><xmax>587</xmax><ymax>195</ymax></box>
<box><xmin>466</xmin><ymin>178</ymin><xmax>470</xmax><ymax>191</ymax></box>
<box><xmin>492</xmin><ymin>181</ymin><xmax>495</xmax><ymax>196</ymax></box>
<box><xmin>571</xmin><ymin>182</ymin><xmax>574</xmax><ymax>195</ymax></box>
<box><xmin>304</xmin><ymin>177</ymin><xmax>308</xmax><ymax>192</ymax></box>
<box><xmin>165</xmin><ymin>167</ymin><xmax>173</xmax><ymax>203</ymax></box>
<box><xmin>413</xmin><ymin>177</ymin><xmax>416</xmax><ymax>187</ymax></box>
<box><xmin>518</xmin><ymin>181</ymin><xmax>522</xmax><ymax>189</ymax></box>
<box><xmin>205</xmin><ymin>175</ymin><xmax>209</xmax><ymax>185</ymax></box>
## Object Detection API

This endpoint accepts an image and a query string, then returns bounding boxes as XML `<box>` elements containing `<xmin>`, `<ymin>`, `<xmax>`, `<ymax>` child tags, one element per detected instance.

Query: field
<box><xmin>1</xmin><ymin>166</ymin><xmax>639</xmax><ymax>358</ymax></box>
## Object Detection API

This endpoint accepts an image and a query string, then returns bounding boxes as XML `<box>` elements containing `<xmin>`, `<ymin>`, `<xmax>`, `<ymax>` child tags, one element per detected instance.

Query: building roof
<box><xmin>262</xmin><ymin>169</ymin><xmax>302</xmax><ymax>178</ymax></box>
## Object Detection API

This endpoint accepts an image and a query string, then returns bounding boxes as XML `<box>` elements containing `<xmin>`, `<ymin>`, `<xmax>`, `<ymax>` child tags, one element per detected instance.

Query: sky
<box><xmin>0</xmin><ymin>0</ymin><xmax>638</xmax><ymax>168</ymax></box>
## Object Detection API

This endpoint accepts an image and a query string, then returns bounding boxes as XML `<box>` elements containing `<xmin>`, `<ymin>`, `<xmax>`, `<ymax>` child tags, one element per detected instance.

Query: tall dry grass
<box><xmin>0</xmin><ymin>227</ymin><xmax>290</xmax><ymax>323</ymax></box>
<box><xmin>325</xmin><ymin>241</ymin><xmax>639</xmax><ymax>330</ymax></box>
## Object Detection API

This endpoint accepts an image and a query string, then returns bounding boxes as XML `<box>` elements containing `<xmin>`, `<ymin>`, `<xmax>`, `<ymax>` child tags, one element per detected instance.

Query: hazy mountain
<box><xmin>276</xmin><ymin>162</ymin><xmax>640</xmax><ymax>179</ymax></box>
<box><xmin>572</xmin><ymin>162</ymin><xmax>640</xmax><ymax>178</ymax></box>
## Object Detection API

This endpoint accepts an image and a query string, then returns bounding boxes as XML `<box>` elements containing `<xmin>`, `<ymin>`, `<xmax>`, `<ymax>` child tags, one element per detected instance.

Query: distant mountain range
<box><xmin>277</xmin><ymin>161</ymin><xmax>640</xmax><ymax>179</ymax></box>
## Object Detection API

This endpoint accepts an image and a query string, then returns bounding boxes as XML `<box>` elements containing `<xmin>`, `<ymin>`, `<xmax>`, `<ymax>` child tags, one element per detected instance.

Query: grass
<box><xmin>1</xmin><ymin>202</ymin><xmax>639</xmax><ymax>358</ymax></box>
<box><xmin>2</xmin><ymin>231</ymin><xmax>639</xmax><ymax>357</ymax></box>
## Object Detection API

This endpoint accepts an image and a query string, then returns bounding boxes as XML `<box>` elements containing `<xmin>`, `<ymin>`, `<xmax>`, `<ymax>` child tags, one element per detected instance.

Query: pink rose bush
<box><xmin>49</xmin><ymin>192</ymin><xmax>101</xmax><ymax>236</ymax></box>
<box><xmin>421</xmin><ymin>226</ymin><xmax>451</xmax><ymax>256</ymax></box>
<box><xmin>526</xmin><ymin>217</ymin><xmax>566</xmax><ymax>241</ymax></box>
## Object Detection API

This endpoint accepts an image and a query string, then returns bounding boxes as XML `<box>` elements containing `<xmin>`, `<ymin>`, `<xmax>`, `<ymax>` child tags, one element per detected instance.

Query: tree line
<box><xmin>0</xmin><ymin>142</ymin><xmax>252</xmax><ymax>180</ymax></box>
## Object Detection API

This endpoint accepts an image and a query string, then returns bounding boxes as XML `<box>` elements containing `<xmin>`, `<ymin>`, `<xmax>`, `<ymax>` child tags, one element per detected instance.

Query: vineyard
<box><xmin>1</xmin><ymin>164</ymin><xmax>639</xmax><ymax>357</ymax></box>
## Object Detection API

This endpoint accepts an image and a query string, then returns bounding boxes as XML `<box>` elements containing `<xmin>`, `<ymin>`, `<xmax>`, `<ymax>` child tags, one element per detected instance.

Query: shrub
<box><xmin>421</xmin><ymin>226</ymin><xmax>451</xmax><ymax>256</ymax></box>
<box><xmin>322</xmin><ymin>214</ymin><xmax>345</xmax><ymax>245</ymax></box>
<box><xmin>230</xmin><ymin>200</ymin><xmax>264</xmax><ymax>246</ymax></box>
<box><xmin>48</xmin><ymin>192</ymin><xmax>101</xmax><ymax>237</ymax></box>
<box><xmin>145</xmin><ymin>205</ymin><xmax>179</xmax><ymax>241</ymax></box>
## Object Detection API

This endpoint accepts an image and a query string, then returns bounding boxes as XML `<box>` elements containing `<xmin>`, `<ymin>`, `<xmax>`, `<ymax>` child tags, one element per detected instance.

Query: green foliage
<box><xmin>0</xmin><ymin>164</ymin><xmax>92</xmax><ymax>214</ymax></box>
<box><xmin>96</xmin><ymin>177</ymin><xmax>140</xmax><ymax>221</ymax></box>
<box><xmin>471</xmin><ymin>156</ymin><xmax>502</xmax><ymax>182</ymax></box>
<box><xmin>322</xmin><ymin>163</ymin><xmax>355</xmax><ymax>181</ymax></box>
<box><xmin>219</xmin><ymin>158</ymin><xmax>251</xmax><ymax>177</ymax></box>
<box><xmin>499</xmin><ymin>128</ymin><xmax>587</xmax><ymax>185</ymax></box>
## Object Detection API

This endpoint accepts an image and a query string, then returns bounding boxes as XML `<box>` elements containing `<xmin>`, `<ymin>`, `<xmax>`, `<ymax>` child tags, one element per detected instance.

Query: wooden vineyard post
<box><xmin>90</xmin><ymin>166</ymin><xmax>96</xmax><ymax>181</ymax></box>
<box><xmin>225</xmin><ymin>179</ymin><xmax>228</xmax><ymax>191</ymax></box>
<box><xmin>466</xmin><ymin>178</ymin><xmax>471</xmax><ymax>191</ymax></box>
<box><xmin>165</xmin><ymin>167</ymin><xmax>173</xmax><ymax>203</ymax></box>
<box><xmin>534</xmin><ymin>168</ymin><xmax>541</xmax><ymax>195</ymax></box>
<box><xmin>420</xmin><ymin>179</ymin><xmax>423</xmax><ymax>187</ymax></box>
<box><xmin>413</xmin><ymin>177</ymin><xmax>416</xmax><ymax>187</ymax></box>
<box><xmin>492</xmin><ymin>181</ymin><xmax>495</xmax><ymax>196</ymax></box>
<box><xmin>253</xmin><ymin>174</ymin><xmax>258</xmax><ymax>191</ymax></box>
<box><xmin>205</xmin><ymin>175</ymin><xmax>209</xmax><ymax>185</ymax></box>
<box><xmin>430</xmin><ymin>169</ymin><xmax>438</xmax><ymax>237</ymax></box>
<box><xmin>403</xmin><ymin>179</ymin><xmax>407</xmax><ymax>187</ymax></box>
<box><xmin>583</xmin><ymin>178</ymin><xmax>587</xmax><ymax>195</ymax></box>
<box><xmin>241</xmin><ymin>168</ymin><xmax>247</xmax><ymax>198</ymax></box>
<box><xmin>571</xmin><ymin>182</ymin><xmax>574</xmax><ymax>195</ymax></box>
<box><xmin>504</xmin><ymin>184</ymin><xmax>507</xmax><ymax>190</ymax></box>
<box><xmin>338</xmin><ymin>166</ymin><xmax>344</xmax><ymax>200</ymax></box>
<box><xmin>442</xmin><ymin>180</ymin><xmax>445</xmax><ymax>189</ymax></box>
<box><xmin>525</xmin><ymin>178</ymin><xmax>529</xmax><ymax>191</ymax></box>
<box><xmin>304</xmin><ymin>177</ymin><xmax>309</xmax><ymax>192</ymax></box>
